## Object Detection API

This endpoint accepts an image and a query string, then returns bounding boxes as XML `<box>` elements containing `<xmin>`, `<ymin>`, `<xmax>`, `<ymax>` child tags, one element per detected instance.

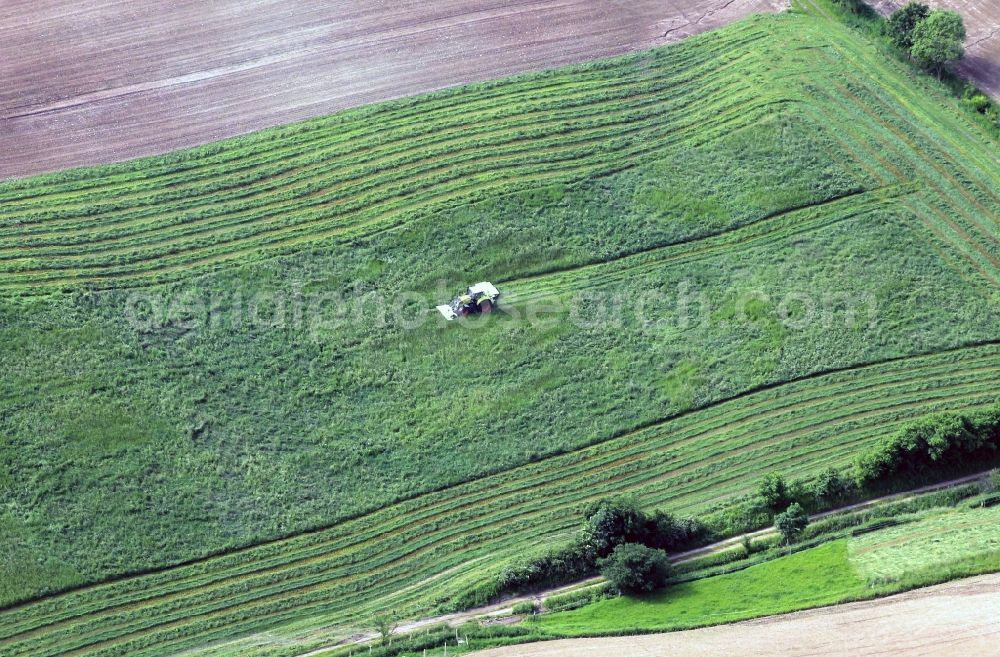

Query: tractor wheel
<box><xmin>479</xmin><ymin>299</ymin><xmax>493</xmax><ymax>314</ymax></box>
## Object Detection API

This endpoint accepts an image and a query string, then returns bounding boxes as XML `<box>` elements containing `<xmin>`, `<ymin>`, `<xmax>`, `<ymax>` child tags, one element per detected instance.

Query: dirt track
<box><xmin>868</xmin><ymin>1</ymin><xmax>1000</xmax><ymax>100</ymax></box>
<box><xmin>304</xmin><ymin>472</ymin><xmax>992</xmax><ymax>655</ymax></box>
<box><xmin>472</xmin><ymin>573</ymin><xmax>1000</xmax><ymax>657</ymax></box>
<box><xmin>0</xmin><ymin>0</ymin><xmax>785</xmax><ymax>180</ymax></box>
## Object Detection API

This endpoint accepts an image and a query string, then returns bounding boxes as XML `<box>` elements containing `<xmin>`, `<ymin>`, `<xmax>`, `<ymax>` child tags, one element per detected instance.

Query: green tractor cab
<box><xmin>437</xmin><ymin>282</ymin><xmax>500</xmax><ymax>320</ymax></box>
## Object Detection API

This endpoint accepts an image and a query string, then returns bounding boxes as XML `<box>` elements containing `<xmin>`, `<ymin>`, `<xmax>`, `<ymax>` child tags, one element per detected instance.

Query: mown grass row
<box><xmin>3</xmin><ymin>59</ymin><xmax>754</xmax><ymax>232</ymax></box>
<box><xmin>802</xmin><ymin>95</ymin><xmax>999</xmax><ymax>294</ymax></box>
<box><xmin>0</xmin><ymin>86</ymin><xmax>772</xmax><ymax>261</ymax></box>
<box><xmin>3</xmin><ymin>343</ymin><xmax>999</xmax><ymax>657</ymax></box>
<box><xmin>827</xmin><ymin>79</ymin><xmax>1000</xmax><ymax>256</ymax></box>
<box><xmin>501</xmin><ymin>185</ymin><xmax>907</xmax><ymax>303</ymax></box>
<box><xmin>0</xmin><ymin>28</ymin><xmax>788</xmax><ymax>289</ymax></box>
<box><xmin>499</xmin><ymin>41</ymin><xmax>1000</xmax><ymax>304</ymax></box>
<box><xmin>806</xmin><ymin>95</ymin><xmax>1000</xmax><ymax>290</ymax></box>
<box><xmin>819</xmin><ymin>32</ymin><xmax>1000</xmax><ymax>218</ymax></box>
<box><xmin>4</xmin><ymin>10</ymin><xmax>1000</xmax><ymax>657</ymax></box>
<box><xmin>783</xmin><ymin>42</ymin><xmax>1000</xmax><ymax>291</ymax></box>
<box><xmin>0</xmin><ymin>27</ymin><xmax>773</xmax><ymax>206</ymax></box>
<box><xmin>0</xmin><ymin>34</ymin><xmax>769</xmax><ymax>217</ymax></box>
<box><xmin>16</xmin><ymin>7</ymin><xmax>998</xmax><ymax>295</ymax></box>
<box><xmin>0</xmin><ymin>97</ymin><xmax>795</xmax><ymax>290</ymax></box>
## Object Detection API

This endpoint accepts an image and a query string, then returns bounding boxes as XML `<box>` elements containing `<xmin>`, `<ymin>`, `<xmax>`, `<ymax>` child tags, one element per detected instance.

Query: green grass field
<box><xmin>537</xmin><ymin>541</ymin><xmax>867</xmax><ymax>634</ymax></box>
<box><xmin>850</xmin><ymin>504</ymin><xmax>1000</xmax><ymax>583</ymax></box>
<box><xmin>538</xmin><ymin>501</ymin><xmax>1000</xmax><ymax>637</ymax></box>
<box><xmin>5</xmin><ymin>346</ymin><xmax>1000</xmax><ymax>657</ymax></box>
<box><xmin>533</xmin><ymin>509</ymin><xmax>1000</xmax><ymax>636</ymax></box>
<box><xmin>2</xmin><ymin>6</ymin><xmax>1000</xmax><ymax>657</ymax></box>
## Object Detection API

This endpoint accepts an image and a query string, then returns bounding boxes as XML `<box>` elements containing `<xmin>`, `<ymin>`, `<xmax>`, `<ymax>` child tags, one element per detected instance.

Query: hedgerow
<box><xmin>855</xmin><ymin>404</ymin><xmax>1000</xmax><ymax>487</ymax></box>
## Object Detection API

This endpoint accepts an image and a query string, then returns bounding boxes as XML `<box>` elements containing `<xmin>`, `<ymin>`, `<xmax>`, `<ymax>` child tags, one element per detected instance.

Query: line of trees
<box><xmin>537</xmin><ymin>401</ymin><xmax>1000</xmax><ymax>590</ymax></box>
<box><xmin>854</xmin><ymin>404</ymin><xmax>1000</xmax><ymax>487</ymax></box>
<box><xmin>457</xmin><ymin>498</ymin><xmax>707</xmax><ymax>604</ymax></box>
<box><xmin>454</xmin><ymin>402</ymin><xmax>1000</xmax><ymax>608</ymax></box>
<box><xmin>754</xmin><ymin>401</ymin><xmax>1000</xmax><ymax>545</ymax></box>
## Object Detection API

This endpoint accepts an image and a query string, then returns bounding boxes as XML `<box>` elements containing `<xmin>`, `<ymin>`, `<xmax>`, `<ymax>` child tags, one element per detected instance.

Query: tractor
<box><xmin>436</xmin><ymin>282</ymin><xmax>500</xmax><ymax>320</ymax></box>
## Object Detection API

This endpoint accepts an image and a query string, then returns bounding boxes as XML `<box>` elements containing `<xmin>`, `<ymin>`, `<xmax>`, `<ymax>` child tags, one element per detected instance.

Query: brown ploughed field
<box><xmin>0</xmin><ymin>0</ymin><xmax>785</xmax><ymax>179</ymax></box>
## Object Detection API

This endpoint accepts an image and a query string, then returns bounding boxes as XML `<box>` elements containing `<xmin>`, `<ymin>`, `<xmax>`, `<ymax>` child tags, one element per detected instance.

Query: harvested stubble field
<box><xmin>2</xmin><ymin>7</ymin><xmax>1000</xmax><ymax>657</ymax></box>
<box><xmin>0</xmin><ymin>0</ymin><xmax>785</xmax><ymax>179</ymax></box>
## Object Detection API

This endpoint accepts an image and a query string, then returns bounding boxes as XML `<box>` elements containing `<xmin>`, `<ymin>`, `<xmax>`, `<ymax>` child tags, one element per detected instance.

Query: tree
<box><xmin>373</xmin><ymin>614</ymin><xmax>398</xmax><ymax>644</ymax></box>
<box><xmin>911</xmin><ymin>10</ymin><xmax>966</xmax><ymax>78</ymax></box>
<box><xmin>758</xmin><ymin>472</ymin><xmax>792</xmax><ymax>512</ymax></box>
<box><xmin>644</xmin><ymin>510</ymin><xmax>706</xmax><ymax>551</ymax></box>
<box><xmin>582</xmin><ymin>497</ymin><xmax>647</xmax><ymax>557</ymax></box>
<box><xmin>886</xmin><ymin>3</ymin><xmax>930</xmax><ymax>50</ymax></box>
<box><xmin>598</xmin><ymin>543</ymin><xmax>672</xmax><ymax>594</ymax></box>
<box><xmin>774</xmin><ymin>503</ymin><xmax>809</xmax><ymax>545</ymax></box>
<box><xmin>812</xmin><ymin>467</ymin><xmax>853</xmax><ymax>506</ymax></box>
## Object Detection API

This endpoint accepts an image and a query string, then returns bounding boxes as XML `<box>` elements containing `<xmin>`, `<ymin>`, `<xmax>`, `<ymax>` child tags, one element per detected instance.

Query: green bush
<box><xmin>598</xmin><ymin>543</ymin><xmax>672</xmax><ymax>594</ymax></box>
<box><xmin>582</xmin><ymin>497</ymin><xmax>706</xmax><ymax>555</ymax></box>
<box><xmin>758</xmin><ymin>472</ymin><xmax>793</xmax><ymax>512</ymax></box>
<box><xmin>963</xmin><ymin>93</ymin><xmax>992</xmax><ymax>115</ymax></box>
<box><xmin>511</xmin><ymin>601</ymin><xmax>536</xmax><ymax>615</ymax></box>
<box><xmin>495</xmin><ymin>539</ymin><xmax>597</xmax><ymax>595</ymax></box>
<box><xmin>854</xmin><ymin>404</ymin><xmax>1000</xmax><ymax>488</ymax></box>
<box><xmin>774</xmin><ymin>503</ymin><xmax>809</xmax><ymax>545</ymax></box>
<box><xmin>701</xmin><ymin>497</ymin><xmax>772</xmax><ymax>538</ymax></box>
<box><xmin>812</xmin><ymin>467</ymin><xmax>856</xmax><ymax>506</ymax></box>
<box><xmin>582</xmin><ymin>497</ymin><xmax>649</xmax><ymax>557</ymax></box>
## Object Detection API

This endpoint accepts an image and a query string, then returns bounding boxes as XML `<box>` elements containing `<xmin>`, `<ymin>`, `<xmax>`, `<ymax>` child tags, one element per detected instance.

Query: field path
<box><xmin>471</xmin><ymin>573</ymin><xmax>1000</xmax><ymax>657</ymax></box>
<box><xmin>0</xmin><ymin>0</ymin><xmax>785</xmax><ymax>179</ymax></box>
<box><xmin>306</xmin><ymin>471</ymin><xmax>991</xmax><ymax>655</ymax></box>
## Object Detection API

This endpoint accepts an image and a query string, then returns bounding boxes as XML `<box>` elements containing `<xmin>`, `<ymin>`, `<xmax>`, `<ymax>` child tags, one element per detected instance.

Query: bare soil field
<box><xmin>473</xmin><ymin>574</ymin><xmax>1000</xmax><ymax>657</ymax></box>
<box><xmin>0</xmin><ymin>0</ymin><xmax>784</xmax><ymax>179</ymax></box>
<box><xmin>868</xmin><ymin>1</ymin><xmax>1000</xmax><ymax>100</ymax></box>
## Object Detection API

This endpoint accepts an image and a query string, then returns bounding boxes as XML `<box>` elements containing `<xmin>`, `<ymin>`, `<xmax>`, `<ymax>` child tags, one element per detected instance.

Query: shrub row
<box><xmin>464</xmin><ymin>399</ymin><xmax>1000</xmax><ymax>609</ymax></box>
<box><xmin>450</xmin><ymin>497</ymin><xmax>706</xmax><ymax>608</ymax></box>
<box><xmin>854</xmin><ymin>403</ymin><xmax>1000</xmax><ymax>487</ymax></box>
